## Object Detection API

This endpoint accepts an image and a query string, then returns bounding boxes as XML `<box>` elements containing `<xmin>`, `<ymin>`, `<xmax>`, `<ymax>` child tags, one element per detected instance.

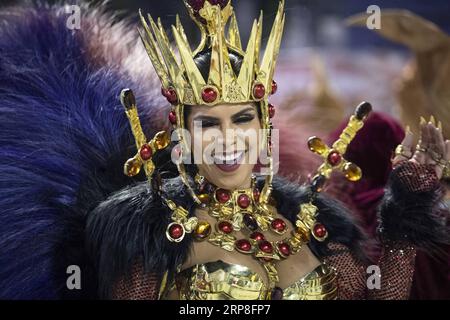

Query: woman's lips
<box><xmin>213</xmin><ymin>151</ymin><xmax>245</xmax><ymax>172</ymax></box>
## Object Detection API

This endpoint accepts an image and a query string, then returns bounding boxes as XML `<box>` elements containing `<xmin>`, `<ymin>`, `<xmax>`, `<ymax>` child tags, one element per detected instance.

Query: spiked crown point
<box><xmin>139</xmin><ymin>0</ymin><xmax>285</xmax><ymax>106</ymax></box>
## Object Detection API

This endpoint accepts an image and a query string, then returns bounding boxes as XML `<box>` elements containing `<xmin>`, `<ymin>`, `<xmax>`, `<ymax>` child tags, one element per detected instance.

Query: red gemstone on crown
<box><xmin>268</xmin><ymin>103</ymin><xmax>276</xmax><ymax>118</ymax></box>
<box><xmin>237</xmin><ymin>194</ymin><xmax>250</xmax><ymax>208</ymax></box>
<box><xmin>271</xmin><ymin>218</ymin><xmax>286</xmax><ymax>233</ymax></box>
<box><xmin>259</xmin><ymin>240</ymin><xmax>273</xmax><ymax>253</ymax></box>
<box><xmin>218</xmin><ymin>221</ymin><xmax>233</xmax><ymax>234</ymax></box>
<box><xmin>313</xmin><ymin>223</ymin><xmax>327</xmax><ymax>238</ymax></box>
<box><xmin>327</xmin><ymin>150</ymin><xmax>342</xmax><ymax>166</ymax></box>
<box><xmin>215</xmin><ymin>188</ymin><xmax>231</xmax><ymax>203</ymax></box>
<box><xmin>202</xmin><ymin>87</ymin><xmax>218</xmax><ymax>103</ymax></box>
<box><xmin>139</xmin><ymin>144</ymin><xmax>153</xmax><ymax>161</ymax></box>
<box><xmin>165</xmin><ymin>88</ymin><xmax>178</xmax><ymax>104</ymax></box>
<box><xmin>250</xmin><ymin>232</ymin><xmax>265</xmax><ymax>242</ymax></box>
<box><xmin>277</xmin><ymin>242</ymin><xmax>291</xmax><ymax>257</ymax></box>
<box><xmin>168</xmin><ymin>223</ymin><xmax>184</xmax><ymax>239</ymax></box>
<box><xmin>253</xmin><ymin>83</ymin><xmax>266</xmax><ymax>99</ymax></box>
<box><xmin>235</xmin><ymin>239</ymin><xmax>252</xmax><ymax>252</ymax></box>
<box><xmin>271</xmin><ymin>80</ymin><xmax>278</xmax><ymax>95</ymax></box>
<box><xmin>168</xmin><ymin>111</ymin><xmax>177</xmax><ymax>125</ymax></box>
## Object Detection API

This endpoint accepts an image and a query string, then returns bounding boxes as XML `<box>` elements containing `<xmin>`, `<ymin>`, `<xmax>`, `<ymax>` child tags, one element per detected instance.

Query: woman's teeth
<box><xmin>213</xmin><ymin>151</ymin><xmax>244</xmax><ymax>164</ymax></box>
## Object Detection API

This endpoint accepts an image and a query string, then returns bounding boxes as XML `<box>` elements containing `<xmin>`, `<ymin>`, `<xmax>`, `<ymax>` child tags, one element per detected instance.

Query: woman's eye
<box><xmin>234</xmin><ymin>114</ymin><xmax>255</xmax><ymax>124</ymax></box>
<box><xmin>200</xmin><ymin>121</ymin><xmax>218</xmax><ymax>128</ymax></box>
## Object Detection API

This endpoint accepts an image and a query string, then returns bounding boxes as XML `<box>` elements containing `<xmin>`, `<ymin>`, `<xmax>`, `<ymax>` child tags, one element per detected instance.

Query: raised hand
<box><xmin>393</xmin><ymin>117</ymin><xmax>450</xmax><ymax>179</ymax></box>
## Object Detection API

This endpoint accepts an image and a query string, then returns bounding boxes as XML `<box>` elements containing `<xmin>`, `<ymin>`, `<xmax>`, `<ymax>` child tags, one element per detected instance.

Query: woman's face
<box><xmin>186</xmin><ymin>103</ymin><xmax>261</xmax><ymax>190</ymax></box>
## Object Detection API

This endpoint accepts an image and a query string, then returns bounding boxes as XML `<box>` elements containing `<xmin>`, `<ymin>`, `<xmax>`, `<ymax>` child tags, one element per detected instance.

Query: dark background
<box><xmin>1</xmin><ymin>0</ymin><xmax>449</xmax><ymax>50</ymax></box>
<box><xmin>1</xmin><ymin>0</ymin><xmax>449</xmax><ymax>115</ymax></box>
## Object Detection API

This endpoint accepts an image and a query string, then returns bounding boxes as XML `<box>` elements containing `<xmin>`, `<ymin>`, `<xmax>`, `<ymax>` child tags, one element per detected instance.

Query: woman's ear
<box><xmin>346</xmin><ymin>9</ymin><xmax>448</xmax><ymax>52</ymax></box>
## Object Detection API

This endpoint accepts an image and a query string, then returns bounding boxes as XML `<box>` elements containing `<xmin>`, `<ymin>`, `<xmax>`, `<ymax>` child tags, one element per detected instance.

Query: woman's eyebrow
<box><xmin>231</xmin><ymin>107</ymin><xmax>256</xmax><ymax>119</ymax></box>
<box><xmin>192</xmin><ymin>115</ymin><xmax>220</xmax><ymax>122</ymax></box>
<box><xmin>192</xmin><ymin>107</ymin><xmax>255</xmax><ymax>122</ymax></box>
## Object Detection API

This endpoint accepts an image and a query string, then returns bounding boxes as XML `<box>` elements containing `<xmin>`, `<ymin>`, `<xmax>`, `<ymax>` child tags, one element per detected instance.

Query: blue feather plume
<box><xmin>0</xmin><ymin>3</ymin><xmax>164</xmax><ymax>299</ymax></box>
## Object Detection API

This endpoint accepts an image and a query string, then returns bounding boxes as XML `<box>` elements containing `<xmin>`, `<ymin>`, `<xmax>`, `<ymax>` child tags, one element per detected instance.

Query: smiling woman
<box><xmin>182</xmin><ymin>48</ymin><xmax>263</xmax><ymax>190</ymax></box>
<box><xmin>1</xmin><ymin>0</ymin><xmax>449</xmax><ymax>301</ymax></box>
<box><xmin>83</xmin><ymin>0</ymin><xmax>450</xmax><ymax>300</ymax></box>
<box><xmin>186</xmin><ymin>102</ymin><xmax>261</xmax><ymax>190</ymax></box>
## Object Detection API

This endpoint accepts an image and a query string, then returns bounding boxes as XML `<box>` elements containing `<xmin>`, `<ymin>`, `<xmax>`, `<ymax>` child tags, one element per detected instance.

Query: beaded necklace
<box><xmin>165</xmin><ymin>175</ymin><xmax>328</xmax><ymax>299</ymax></box>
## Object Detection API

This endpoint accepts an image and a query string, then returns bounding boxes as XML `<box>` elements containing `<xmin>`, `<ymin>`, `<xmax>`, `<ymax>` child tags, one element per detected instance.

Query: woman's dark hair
<box><xmin>193</xmin><ymin>49</ymin><xmax>244</xmax><ymax>80</ymax></box>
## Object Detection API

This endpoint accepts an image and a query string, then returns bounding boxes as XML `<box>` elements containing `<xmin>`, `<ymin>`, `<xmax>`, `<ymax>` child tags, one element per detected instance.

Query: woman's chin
<box><xmin>207</xmin><ymin>165</ymin><xmax>254</xmax><ymax>190</ymax></box>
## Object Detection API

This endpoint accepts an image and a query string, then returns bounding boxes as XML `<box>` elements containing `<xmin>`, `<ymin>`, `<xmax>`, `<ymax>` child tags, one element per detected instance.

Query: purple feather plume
<box><xmin>0</xmin><ymin>2</ymin><xmax>167</xmax><ymax>299</ymax></box>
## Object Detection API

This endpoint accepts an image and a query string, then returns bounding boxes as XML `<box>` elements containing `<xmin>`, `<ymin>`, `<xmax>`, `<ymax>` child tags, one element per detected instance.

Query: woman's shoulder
<box><xmin>86</xmin><ymin>177</ymin><xmax>193</xmax><ymax>297</ymax></box>
<box><xmin>87</xmin><ymin>181</ymin><xmax>165</xmax><ymax>243</ymax></box>
<box><xmin>86</xmin><ymin>176</ymin><xmax>193</xmax><ymax>235</ymax></box>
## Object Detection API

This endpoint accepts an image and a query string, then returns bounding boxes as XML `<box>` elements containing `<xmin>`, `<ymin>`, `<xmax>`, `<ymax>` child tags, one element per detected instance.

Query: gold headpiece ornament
<box><xmin>139</xmin><ymin>0</ymin><xmax>285</xmax><ymax>106</ymax></box>
<box><xmin>120</xmin><ymin>2</ymin><xmax>373</xmax><ymax>258</ymax></box>
<box><xmin>121</xmin><ymin>0</ymin><xmax>286</xmax><ymax>205</ymax></box>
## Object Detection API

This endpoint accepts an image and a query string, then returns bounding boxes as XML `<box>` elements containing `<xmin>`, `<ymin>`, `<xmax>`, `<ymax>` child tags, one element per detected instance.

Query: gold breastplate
<box><xmin>161</xmin><ymin>260</ymin><xmax>337</xmax><ymax>300</ymax></box>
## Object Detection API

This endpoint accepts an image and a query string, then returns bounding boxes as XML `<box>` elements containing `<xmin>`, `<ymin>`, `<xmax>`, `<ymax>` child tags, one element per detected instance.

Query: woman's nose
<box><xmin>214</xmin><ymin>135</ymin><xmax>235</xmax><ymax>149</ymax></box>
<box><xmin>214</xmin><ymin>133</ymin><xmax>238</xmax><ymax>152</ymax></box>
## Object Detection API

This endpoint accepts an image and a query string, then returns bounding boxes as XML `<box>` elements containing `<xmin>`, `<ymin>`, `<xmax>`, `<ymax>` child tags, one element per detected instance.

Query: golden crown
<box><xmin>139</xmin><ymin>0</ymin><xmax>285</xmax><ymax>106</ymax></box>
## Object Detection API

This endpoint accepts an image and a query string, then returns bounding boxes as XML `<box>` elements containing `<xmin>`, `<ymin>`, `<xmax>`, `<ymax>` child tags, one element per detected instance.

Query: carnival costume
<box><xmin>0</xmin><ymin>1</ymin><xmax>448</xmax><ymax>300</ymax></box>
